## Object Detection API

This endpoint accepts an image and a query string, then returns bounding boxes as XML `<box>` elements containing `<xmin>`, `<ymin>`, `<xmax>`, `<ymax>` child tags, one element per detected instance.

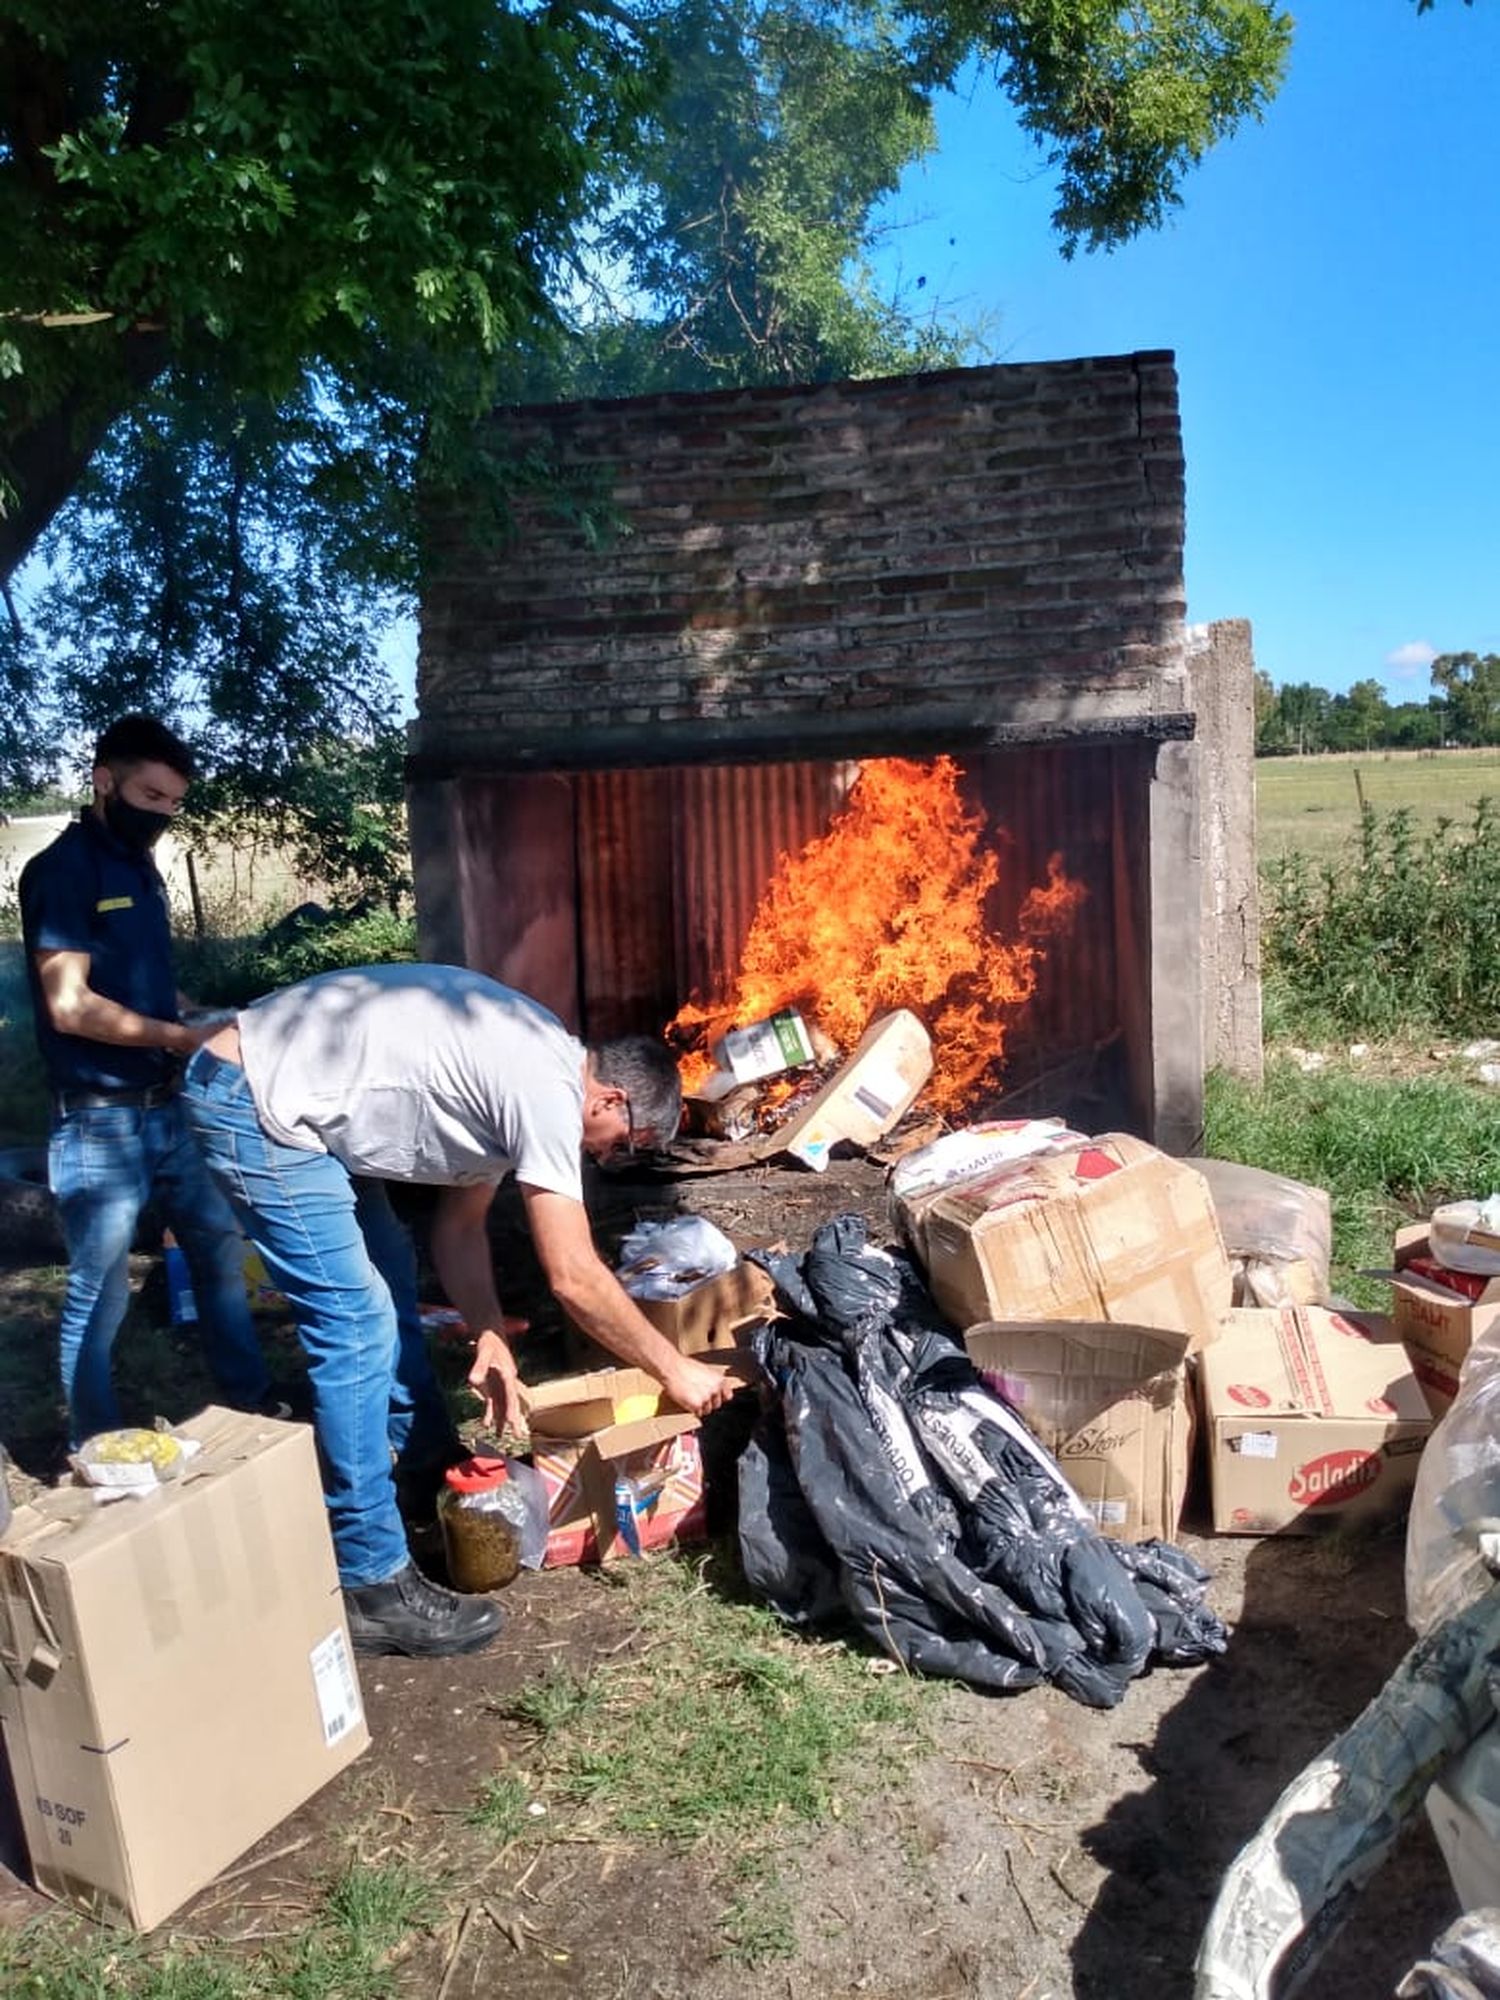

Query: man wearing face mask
<box><xmin>19</xmin><ymin>713</ymin><xmax>277</xmax><ymax>1443</ymax></box>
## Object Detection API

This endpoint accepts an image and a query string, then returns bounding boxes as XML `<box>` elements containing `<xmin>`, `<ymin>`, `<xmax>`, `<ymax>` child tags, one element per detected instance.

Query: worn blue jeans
<box><xmin>49</xmin><ymin>1096</ymin><xmax>270</xmax><ymax>1445</ymax></box>
<box><xmin>180</xmin><ymin>1045</ymin><xmax>456</xmax><ymax>1586</ymax></box>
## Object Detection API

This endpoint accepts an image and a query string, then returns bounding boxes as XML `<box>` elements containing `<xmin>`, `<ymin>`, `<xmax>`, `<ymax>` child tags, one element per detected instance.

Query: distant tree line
<box><xmin>1255</xmin><ymin>654</ymin><xmax>1500</xmax><ymax>756</ymax></box>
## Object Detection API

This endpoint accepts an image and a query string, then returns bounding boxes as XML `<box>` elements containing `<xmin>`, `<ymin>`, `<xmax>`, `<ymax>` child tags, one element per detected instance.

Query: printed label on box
<box><xmin>1234</xmin><ymin>1431</ymin><xmax>1279</xmax><ymax>1459</ymax></box>
<box><xmin>309</xmin><ymin>1630</ymin><xmax>363</xmax><ymax>1747</ymax></box>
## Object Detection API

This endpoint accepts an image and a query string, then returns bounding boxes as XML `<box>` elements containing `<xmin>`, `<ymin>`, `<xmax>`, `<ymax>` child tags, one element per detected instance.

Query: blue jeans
<box><xmin>180</xmin><ymin>1046</ymin><xmax>456</xmax><ymax>1586</ymax></box>
<box><xmin>49</xmin><ymin>1096</ymin><xmax>271</xmax><ymax>1445</ymax></box>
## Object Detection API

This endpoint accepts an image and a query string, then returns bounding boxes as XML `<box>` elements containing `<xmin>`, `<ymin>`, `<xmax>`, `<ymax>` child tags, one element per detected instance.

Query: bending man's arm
<box><xmin>34</xmin><ymin>949</ymin><xmax>211</xmax><ymax>1055</ymax></box>
<box><xmin>522</xmin><ymin>1185</ymin><xmax>737</xmax><ymax>1417</ymax></box>
<box><xmin>430</xmin><ymin>1183</ymin><xmax>531</xmax><ymax>1436</ymax></box>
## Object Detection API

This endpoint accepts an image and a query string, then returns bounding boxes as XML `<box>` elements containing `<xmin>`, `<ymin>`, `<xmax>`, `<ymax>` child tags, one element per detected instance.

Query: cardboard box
<box><xmin>525</xmin><ymin>1356</ymin><xmax>752</xmax><ymax>1565</ymax></box>
<box><xmin>532</xmin><ymin>1417</ymin><xmax>707</xmax><ymax>1568</ymax></box>
<box><xmin>775</xmin><ymin>1009</ymin><xmax>933</xmax><ymax>1172</ymax></box>
<box><xmin>635</xmin><ymin>1259</ymin><xmax>777</xmax><ymax>1354</ymax></box>
<box><xmin>1387</xmin><ymin>1223</ymin><xmax>1500</xmax><ymax>1416</ymax></box>
<box><xmin>527</xmin><ymin>1364</ymin><xmax>671</xmax><ymax>1440</ymax></box>
<box><xmin>965</xmin><ymin>1319</ymin><xmax>1194</xmax><ymax>1542</ymax></box>
<box><xmin>916</xmin><ymin>1133</ymin><xmax>1233</xmax><ymax>1345</ymax></box>
<box><xmin>1197</xmin><ymin>1307</ymin><xmax>1433</xmax><ymax>1534</ymax></box>
<box><xmin>0</xmin><ymin>1407</ymin><xmax>368</xmax><ymax>1929</ymax></box>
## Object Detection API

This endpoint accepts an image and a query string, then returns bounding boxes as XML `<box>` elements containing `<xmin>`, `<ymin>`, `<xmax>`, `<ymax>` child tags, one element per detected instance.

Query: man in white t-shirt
<box><xmin>180</xmin><ymin>963</ymin><xmax>734</xmax><ymax>1659</ymax></box>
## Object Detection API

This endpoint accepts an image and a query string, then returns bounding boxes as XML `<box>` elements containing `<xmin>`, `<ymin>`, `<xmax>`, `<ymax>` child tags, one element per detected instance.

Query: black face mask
<box><xmin>102</xmin><ymin>791</ymin><xmax>174</xmax><ymax>851</ymax></box>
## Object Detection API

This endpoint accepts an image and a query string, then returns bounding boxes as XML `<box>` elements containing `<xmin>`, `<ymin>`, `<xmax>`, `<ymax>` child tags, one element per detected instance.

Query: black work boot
<box><xmin>343</xmin><ymin>1561</ymin><xmax>504</xmax><ymax>1658</ymax></box>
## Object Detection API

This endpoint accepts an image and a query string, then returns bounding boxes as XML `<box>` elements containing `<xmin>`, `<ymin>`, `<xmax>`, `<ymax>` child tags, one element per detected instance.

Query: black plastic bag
<box><xmin>739</xmin><ymin>1214</ymin><xmax>1227</xmax><ymax>1708</ymax></box>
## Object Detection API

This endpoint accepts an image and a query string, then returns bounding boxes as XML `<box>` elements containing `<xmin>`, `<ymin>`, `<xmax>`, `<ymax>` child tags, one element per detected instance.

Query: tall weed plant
<box><xmin>1262</xmin><ymin>798</ymin><xmax>1500</xmax><ymax>1038</ymax></box>
<box><xmin>1205</xmin><ymin>1061</ymin><xmax>1500</xmax><ymax>1302</ymax></box>
<box><xmin>177</xmin><ymin>905</ymin><xmax>417</xmax><ymax>1009</ymax></box>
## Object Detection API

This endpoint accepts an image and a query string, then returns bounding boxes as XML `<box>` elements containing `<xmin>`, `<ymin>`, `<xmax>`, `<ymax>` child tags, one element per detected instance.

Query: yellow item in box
<box><xmin>613</xmin><ymin>1392</ymin><xmax>661</xmax><ymax>1426</ymax></box>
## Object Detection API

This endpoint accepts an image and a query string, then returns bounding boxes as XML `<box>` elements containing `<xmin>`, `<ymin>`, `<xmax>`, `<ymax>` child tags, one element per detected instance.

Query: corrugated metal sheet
<box><xmin>472</xmin><ymin>748</ymin><xmax>1144</xmax><ymax>1122</ymax></box>
<box><xmin>970</xmin><ymin>744</ymin><xmax>1124</xmax><ymax>1070</ymax></box>
<box><xmin>576</xmin><ymin>770</ymin><xmax>676</xmax><ymax>1040</ymax></box>
<box><xmin>669</xmin><ymin>763</ymin><xmax>850</xmax><ymax>1006</ymax></box>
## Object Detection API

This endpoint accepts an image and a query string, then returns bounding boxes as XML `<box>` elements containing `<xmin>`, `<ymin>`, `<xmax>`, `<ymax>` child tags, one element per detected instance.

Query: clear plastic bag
<box><xmin>616</xmin><ymin>1215</ymin><xmax>739</xmax><ymax>1300</ymax></box>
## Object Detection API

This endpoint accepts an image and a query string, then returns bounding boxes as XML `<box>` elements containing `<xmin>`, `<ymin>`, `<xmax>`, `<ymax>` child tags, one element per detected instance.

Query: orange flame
<box><xmin>670</xmin><ymin>757</ymin><xmax>1086</xmax><ymax>1116</ymax></box>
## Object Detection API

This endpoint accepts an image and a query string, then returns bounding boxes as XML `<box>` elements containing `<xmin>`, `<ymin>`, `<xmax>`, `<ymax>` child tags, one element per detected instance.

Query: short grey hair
<box><xmin>588</xmin><ymin>1035</ymin><xmax>682</xmax><ymax>1147</ymax></box>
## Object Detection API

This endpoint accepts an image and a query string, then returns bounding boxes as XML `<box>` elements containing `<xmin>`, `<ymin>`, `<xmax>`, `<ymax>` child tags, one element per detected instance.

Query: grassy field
<box><xmin>1255</xmin><ymin>747</ymin><xmax>1500</xmax><ymax>860</ymax></box>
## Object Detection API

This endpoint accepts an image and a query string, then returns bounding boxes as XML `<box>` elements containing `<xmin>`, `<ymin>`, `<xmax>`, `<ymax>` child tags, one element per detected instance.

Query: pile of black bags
<box><xmin>738</xmin><ymin>1215</ymin><xmax>1227</xmax><ymax>1709</ymax></box>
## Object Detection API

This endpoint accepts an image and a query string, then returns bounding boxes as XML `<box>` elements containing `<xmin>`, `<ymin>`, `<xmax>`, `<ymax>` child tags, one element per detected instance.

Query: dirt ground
<box><xmin>0</xmin><ymin>1151</ymin><xmax>1462</xmax><ymax>1996</ymax></box>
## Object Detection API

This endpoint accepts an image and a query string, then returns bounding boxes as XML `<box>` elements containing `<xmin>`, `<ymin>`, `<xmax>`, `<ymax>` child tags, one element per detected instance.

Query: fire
<box><xmin>669</xmin><ymin>757</ymin><xmax>1085</xmax><ymax>1116</ymax></box>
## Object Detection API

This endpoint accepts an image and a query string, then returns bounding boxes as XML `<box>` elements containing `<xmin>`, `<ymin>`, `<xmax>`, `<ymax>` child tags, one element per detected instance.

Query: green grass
<box><xmin>464</xmin><ymin>1772</ymin><xmax>533</xmax><ymax>1842</ymax></box>
<box><xmin>496</xmin><ymin>1557</ymin><xmax>926</xmax><ymax>1850</ymax></box>
<box><xmin>1256</xmin><ymin>747</ymin><xmax>1500</xmax><ymax>861</ymax></box>
<box><xmin>1204</xmin><ymin>1058</ymin><xmax>1500</xmax><ymax>1305</ymax></box>
<box><xmin>0</xmin><ymin>1861</ymin><xmax>438</xmax><ymax>2000</ymax></box>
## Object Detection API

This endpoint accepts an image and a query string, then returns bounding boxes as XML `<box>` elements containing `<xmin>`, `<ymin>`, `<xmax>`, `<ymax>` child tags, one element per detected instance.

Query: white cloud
<box><xmin>1385</xmin><ymin>639</ymin><xmax>1438</xmax><ymax>678</ymax></box>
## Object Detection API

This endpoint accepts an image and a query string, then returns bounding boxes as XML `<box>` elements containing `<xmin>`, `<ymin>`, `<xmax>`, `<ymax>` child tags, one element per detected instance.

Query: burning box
<box><xmin>914</xmin><ymin>1133</ymin><xmax>1232</xmax><ymax>1345</ymax></box>
<box><xmin>0</xmin><ymin>1407</ymin><xmax>368</xmax><ymax>1930</ymax></box>
<box><xmin>1198</xmin><ymin>1307</ymin><xmax>1432</xmax><ymax>1534</ymax></box>
<box><xmin>965</xmin><ymin>1319</ymin><xmax>1194</xmax><ymax>1542</ymax></box>
<box><xmin>774</xmin><ymin>1009</ymin><xmax>933</xmax><ymax>1172</ymax></box>
<box><xmin>1386</xmin><ymin>1222</ymin><xmax>1500</xmax><ymax>1417</ymax></box>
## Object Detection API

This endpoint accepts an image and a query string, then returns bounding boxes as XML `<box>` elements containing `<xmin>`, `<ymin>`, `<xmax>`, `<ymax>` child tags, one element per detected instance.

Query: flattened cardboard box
<box><xmin>1198</xmin><ymin>1307</ymin><xmax>1432</xmax><ymax>1534</ymax></box>
<box><xmin>1386</xmin><ymin>1222</ymin><xmax>1500</xmax><ymax>1417</ymax></box>
<box><xmin>0</xmin><ymin>1407</ymin><xmax>367</xmax><ymax>1930</ymax></box>
<box><xmin>775</xmin><ymin>1009</ymin><xmax>932</xmax><ymax>1171</ymax></box>
<box><xmin>965</xmin><ymin>1319</ymin><xmax>1194</xmax><ymax>1543</ymax></box>
<box><xmin>917</xmin><ymin>1133</ymin><xmax>1232</xmax><ymax>1346</ymax></box>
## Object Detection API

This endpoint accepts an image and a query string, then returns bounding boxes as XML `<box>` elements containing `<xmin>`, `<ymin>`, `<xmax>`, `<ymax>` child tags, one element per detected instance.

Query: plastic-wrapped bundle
<box><xmin>740</xmin><ymin>1215</ymin><xmax>1226</xmax><ymax>1709</ymax></box>
<box><xmin>1407</xmin><ymin>1310</ymin><xmax>1500</xmax><ymax>1635</ymax></box>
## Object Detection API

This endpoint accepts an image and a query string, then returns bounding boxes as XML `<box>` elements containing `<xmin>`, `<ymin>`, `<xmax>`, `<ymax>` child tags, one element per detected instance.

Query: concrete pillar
<box><xmin>1185</xmin><ymin>619</ymin><xmax>1264</xmax><ymax>1084</ymax></box>
<box><xmin>1148</xmin><ymin>739</ymin><xmax>1206</xmax><ymax>1153</ymax></box>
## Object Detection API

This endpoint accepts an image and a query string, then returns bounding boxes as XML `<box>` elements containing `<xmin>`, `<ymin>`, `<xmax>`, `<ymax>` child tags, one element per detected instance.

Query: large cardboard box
<box><xmin>916</xmin><ymin>1133</ymin><xmax>1232</xmax><ymax>1344</ymax></box>
<box><xmin>1198</xmin><ymin>1307</ymin><xmax>1432</xmax><ymax>1534</ymax></box>
<box><xmin>965</xmin><ymin>1319</ymin><xmax>1194</xmax><ymax>1542</ymax></box>
<box><xmin>775</xmin><ymin>1010</ymin><xmax>933</xmax><ymax>1172</ymax></box>
<box><xmin>0</xmin><ymin>1408</ymin><xmax>368</xmax><ymax>1929</ymax></box>
<box><xmin>1387</xmin><ymin>1223</ymin><xmax>1500</xmax><ymax>1417</ymax></box>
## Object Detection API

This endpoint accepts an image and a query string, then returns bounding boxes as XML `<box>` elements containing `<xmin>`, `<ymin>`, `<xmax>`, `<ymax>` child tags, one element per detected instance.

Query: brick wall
<box><xmin>413</xmin><ymin>352</ymin><xmax>1189</xmax><ymax>769</ymax></box>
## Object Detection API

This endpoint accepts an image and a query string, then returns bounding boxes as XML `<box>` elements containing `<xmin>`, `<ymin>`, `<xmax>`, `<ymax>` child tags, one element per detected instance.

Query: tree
<box><xmin>1</xmin><ymin>0</ymin><xmax>1294</xmax><ymax>585</ymax></box>
<box><xmin>531</xmin><ymin>0</ymin><xmax>970</xmax><ymax>397</ymax></box>
<box><xmin>1431</xmin><ymin>652</ymin><xmax>1500</xmax><ymax>747</ymax></box>
<box><xmin>1273</xmin><ymin>681</ymin><xmax>1331</xmax><ymax>756</ymax></box>
<box><xmin>1</xmin><ymin>0</ymin><xmax>1297</xmax><ymax>815</ymax></box>
<box><xmin>1326</xmin><ymin>677</ymin><xmax>1388</xmax><ymax>751</ymax></box>
<box><xmin>0</xmin><ymin>0</ymin><xmax>660</xmax><ymax>582</ymax></box>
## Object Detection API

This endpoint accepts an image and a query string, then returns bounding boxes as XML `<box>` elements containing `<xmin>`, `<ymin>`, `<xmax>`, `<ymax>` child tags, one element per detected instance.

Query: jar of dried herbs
<box><xmin>437</xmin><ymin>1456</ymin><xmax>527</xmax><ymax>1592</ymax></box>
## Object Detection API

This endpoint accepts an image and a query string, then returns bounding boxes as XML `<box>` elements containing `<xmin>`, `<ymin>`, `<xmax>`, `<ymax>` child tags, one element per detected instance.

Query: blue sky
<box><xmin>871</xmin><ymin>0</ymin><xmax>1500</xmax><ymax>703</ymax></box>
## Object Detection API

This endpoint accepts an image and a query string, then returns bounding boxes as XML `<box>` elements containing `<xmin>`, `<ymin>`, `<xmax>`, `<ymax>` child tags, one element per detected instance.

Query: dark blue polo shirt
<box><xmin>19</xmin><ymin>813</ymin><xmax>181</xmax><ymax>1092</ymax></box>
